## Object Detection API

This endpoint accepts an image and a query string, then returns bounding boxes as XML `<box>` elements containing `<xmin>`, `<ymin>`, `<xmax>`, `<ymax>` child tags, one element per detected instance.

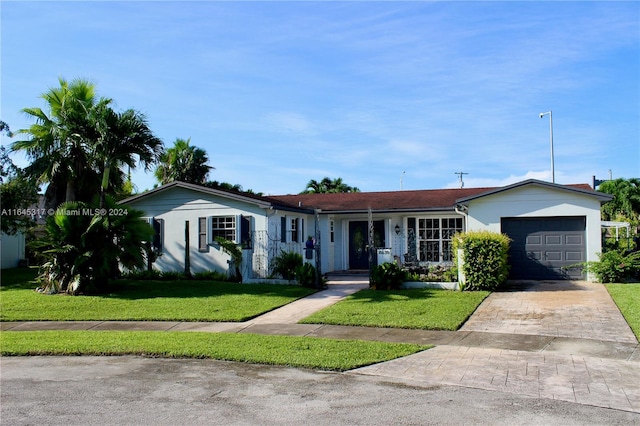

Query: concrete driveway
<box><xmin>353</xmin><ymin>280</ymin><xmax>640</xmax><ymax>413</ymax></box>
<box><xmin>460</xmin><ymin>280</ymin><xmax>637</xmax><ymax>343</ymax></box>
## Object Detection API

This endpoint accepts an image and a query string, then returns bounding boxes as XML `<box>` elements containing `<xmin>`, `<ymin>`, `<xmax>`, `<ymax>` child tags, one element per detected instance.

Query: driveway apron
<box><xmin>353</xmin><ymin>280</ymin><xmax>640</xmax><ymax>413</ymax></box>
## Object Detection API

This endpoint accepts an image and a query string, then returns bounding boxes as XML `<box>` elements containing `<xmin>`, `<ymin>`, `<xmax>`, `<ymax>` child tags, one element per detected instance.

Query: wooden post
<box><xmin>184</xmin><ymin>221</ymin><xmax>191</xmax><ymax>277</ymax></box>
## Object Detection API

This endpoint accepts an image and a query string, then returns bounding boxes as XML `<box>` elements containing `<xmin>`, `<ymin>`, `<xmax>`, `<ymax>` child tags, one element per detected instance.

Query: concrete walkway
<box><xmin>2</xmin><ymin>278</ymin><xmax>639</xmax><ymax>414</ymax></box>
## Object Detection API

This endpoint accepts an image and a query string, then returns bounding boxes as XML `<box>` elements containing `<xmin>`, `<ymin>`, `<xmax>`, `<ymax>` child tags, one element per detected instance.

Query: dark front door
<box><xmin>349</xmin><ymin>221</ymin><xmax>385</xmax><ymax>269</ymax></box>
<box><xmin>501</xmin><ymin>217</ymin><xmax>586</xmax><ymax>280</ymax></box>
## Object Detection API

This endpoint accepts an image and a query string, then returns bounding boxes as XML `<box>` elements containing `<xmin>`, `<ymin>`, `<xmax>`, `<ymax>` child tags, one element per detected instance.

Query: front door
<box><xmin>348</xmin><ymin>221</ymin><xmax>385</xmax><ymax>269</ymax></box>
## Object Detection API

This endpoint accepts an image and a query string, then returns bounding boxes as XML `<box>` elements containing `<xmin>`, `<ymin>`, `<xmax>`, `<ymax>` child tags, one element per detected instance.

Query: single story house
<box><xmin>120</xmin><ymin>179</ymin><xmax>613</xmax><ymax>281</ymax></box>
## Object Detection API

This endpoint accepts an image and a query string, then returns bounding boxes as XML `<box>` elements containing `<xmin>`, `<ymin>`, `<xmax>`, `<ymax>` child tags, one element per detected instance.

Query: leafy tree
<box><xmin>203</xmin><ymin>180</ymin><xmax>263</xmax><ymax>196</ymax></box>
<box><xmin>0</xmin><ymin>120</ymin><xmax>13</xmax><ymax>137</ymax></box>
<box><xmin>204</xmin><ymin>180</ymin><xmax>243</xmax><ymax>192</ymax></box>
<box><xmin>598</xmin><ymin>177</ymin><xmax>640</xmax><ymax>252</ymax></box>
<box><xmin>155</xmin><ymin>138</ymin><xmax>212</xmax><ymax>185</ymax></box>
<box><xmin>33</xmin><ymin>197</ymin><xmax>153</xmax><ymax>294</ymax></box>
<box><xmin>301</xmin><ymin>177</ymin><xmax>360</xmax><ymax>194</ymax></box>
<box><xmin>598</xmin><ymin>178</ymin><xmax>640</xmax><ymax>223</ymax></box>
<box><xmin>0</xmin><ymin>146</ymin><xmax>40</xmax><ymax>235</ymax></box>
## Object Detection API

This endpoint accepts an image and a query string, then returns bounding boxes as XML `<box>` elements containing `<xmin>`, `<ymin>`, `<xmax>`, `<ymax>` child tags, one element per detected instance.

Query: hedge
<box><xmin>454</xmin><ymin>231</ymin><xmax>510</xmax><ymax>291</ymax></box>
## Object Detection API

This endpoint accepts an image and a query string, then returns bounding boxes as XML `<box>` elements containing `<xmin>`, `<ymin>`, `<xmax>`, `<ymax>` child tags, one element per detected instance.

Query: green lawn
<box><xmin>606</xmin><ymin>283</ymin><xmax>640</xmax><ymax>340</ymax></box>
<box><xmin>300</xmin><ymin>288</ymin><xmax>490</xmax><ymax>330</ymax></box>
<box><xmin>0</xmin><ymin>268</ymin><xmax>316</xmax><ymax>322</ymax></box>
<box><xmin>0</xmin><ymin>331</ymin><xmax>429</xmax><ymax>371</ymax></box>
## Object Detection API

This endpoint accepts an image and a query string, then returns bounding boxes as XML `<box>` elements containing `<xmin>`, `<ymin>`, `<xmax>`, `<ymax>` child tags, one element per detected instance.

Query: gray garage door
<box><xmin>501</xmin><ymin>217</ymin><xmax>586</xmax><ymax>280</ymax></box>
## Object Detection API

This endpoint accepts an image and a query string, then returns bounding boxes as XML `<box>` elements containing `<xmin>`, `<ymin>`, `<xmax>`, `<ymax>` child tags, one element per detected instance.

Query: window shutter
<box><xmin>150</xmin><ymin>218</ymin><xmax>163</xmax><ymax>254</ymax></box>
<box><xmin>300</xmin><ymin>218</ymin><xmax>304</xmax><ymax>243</ymax></box>
<box><xmin>240</xmin><ymin>215</ymin><xmax>252</xmax><ymax>249</ymax></box>
<box><xmin>281</xmin><ymin>216</ymin><xmax>287</xmax><ymax>242</ymax></box>
<box><xmin>198</xmin><ymin>217</ymin><xmax>207</xmax><ymax>251</ymax></box>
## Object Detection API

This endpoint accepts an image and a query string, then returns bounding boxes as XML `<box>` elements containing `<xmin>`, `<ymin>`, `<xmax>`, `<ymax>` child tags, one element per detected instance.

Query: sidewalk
<box><xmin>2</xmin><ymin>278</ymin><xmax>640</xmax><ymax>413</ymax></box>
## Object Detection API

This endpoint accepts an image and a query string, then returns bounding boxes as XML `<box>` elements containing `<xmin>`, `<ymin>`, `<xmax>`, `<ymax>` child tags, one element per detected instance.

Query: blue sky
<box><xmin>1</xmin><ymin>1</ymin><xmax>638</xmax><ymax>195</ymax></box>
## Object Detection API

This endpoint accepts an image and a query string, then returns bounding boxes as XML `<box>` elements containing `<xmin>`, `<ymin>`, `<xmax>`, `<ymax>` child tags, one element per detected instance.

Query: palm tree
<box><xmin>155</xmin><ymin>138</ymin><xmax>212</xmax><ymax>185</ymax></box>
<box><xmin>301</xmin><ymin>177</ymin><xmax>360</xmax><ymax>194</ymax></box>
<box><xmin>12</xmin><ymin>78</ymin><xmax>97</xmax><ymax>207</ymax></box>
<box><xmin>34</xmin><ymin>197</ymin><xmax>153</xmax><ymax>294</ymax></box>
<box><xmin>89</xmin><ymin>100</ymin><xmax>163</xmax><ymax>207</ymax></box>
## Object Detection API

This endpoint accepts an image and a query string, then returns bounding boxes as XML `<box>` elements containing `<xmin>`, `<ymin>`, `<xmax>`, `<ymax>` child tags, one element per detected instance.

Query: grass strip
<box><xmin>606</xmin><ymin>284</ymin><xmax>640</xmax><ymax>340</ymax></box>
<box><xmin>1</xmin><ymin>269</ymin><xmax>316</xmax><ymax>322</ymax></box>
<box><xmin>300</xmin><ymin>288</ymin><xmax>489</xmax><ymax>330</ymax></box>
<box><xmin>0</xmin><ymin>331</ymin><xmax>430</xmax><ymax>371</ymax></box>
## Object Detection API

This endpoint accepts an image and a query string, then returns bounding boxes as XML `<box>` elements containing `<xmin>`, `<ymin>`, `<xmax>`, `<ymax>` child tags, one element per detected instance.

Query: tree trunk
<box><xmin>65</xmin><ymin>179</ymin><xmax>76</xmax><ymax>202</ymax></box>
<box><xmin>100</xmin><ymin>162</ymin><xmax>111</xmax><ymax>209</ymax></box>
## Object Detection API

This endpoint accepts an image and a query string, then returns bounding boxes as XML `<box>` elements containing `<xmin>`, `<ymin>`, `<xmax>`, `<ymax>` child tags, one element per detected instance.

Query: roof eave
<box><xmin>118</xmin><ymin>181</ymin><xmax>275</xmax><ymax>209</ymax></box>
<box><xmin>455</xmin><ymin>179</ymin><xmax>614</xmax><ymax>205</ymax></box>
<box><xmin>316</xmin><ymin>206</ymin><xmax>458</xmax><ymax>215</ymax></box>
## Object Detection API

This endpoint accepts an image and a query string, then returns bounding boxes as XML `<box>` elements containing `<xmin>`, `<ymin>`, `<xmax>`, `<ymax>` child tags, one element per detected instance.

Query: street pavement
<box><xmin>2</xmin><ymin>276</ymin><xmax>639</xmax><ymax>418</ymax></box>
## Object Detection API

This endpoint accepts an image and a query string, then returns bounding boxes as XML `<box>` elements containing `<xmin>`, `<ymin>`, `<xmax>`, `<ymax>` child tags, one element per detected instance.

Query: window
<box><xmin>416</xmin><ymin>217</ymin><xmax>462</xmax><ymax>262</ymax></box>
<box><xmin>291</xmin><ymin>218</ymin><xmax>299</xmax><ymax>243</ymax></box>
<box><xmin>211</xmin><ymin>216</ymin><xmax>236</xmax><ymax>242</ymax></box>
<box><xmin>330</xmin><ymin>220</ymin><xmax>335</xmax><ymax>243</ymax></box>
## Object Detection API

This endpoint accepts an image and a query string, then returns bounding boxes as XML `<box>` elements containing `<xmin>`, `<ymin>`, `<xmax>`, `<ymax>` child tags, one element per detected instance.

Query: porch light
<box><xmin>395</xmin><ymin>224</ymin><xmax>401</xmax><ymax>235</ymax></box>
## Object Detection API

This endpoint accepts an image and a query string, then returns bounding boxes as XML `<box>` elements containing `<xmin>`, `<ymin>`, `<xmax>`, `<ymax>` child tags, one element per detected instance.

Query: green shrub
<box><xmin>578</xmin><ymin>250</ymin><xmax>640</xmax><ymax>283</ymax></box>
<box><xmin>120</xmin><ymin>269</ymin><xmax>232</xmax><ymax>282</ymax></box>
<box><xmin>370</xmin><ymin>262</ymin><xmax>406</xmax><ymax>290</ymax></box>
<box><xmin>158</xmin><ymin>271</ymin><xmax>188</xmax><ymax>281</ymax></box>
<box><xmin>192</xmin><ymin>270</ymin><xmax>229</xmax><ymax>281</ymax></box>
<box><xmin>121</xmin><ymin>269</ymin><xmax>163</xmax><ymax>280</ymax></box>
<box><xmin>295</xmin><ymin>263</ymin><xmax>318</xmax><ymax>288</ymax></box>
<box><xmin>454</xmin><ymin>231</ymin><xmax>510</xmax><ymax>291</ymax></box>
<box><xmin>32</xmin><ymin>198</ymin><xmax>153</xmax><ymax>295</ymax></box>
<box><xmin>404</xmin><ymin>264</ymin><xmax>457</xmax><ymax>282</ymax></box>
<box><xmin>215</xmin><ymin>237</ymin><xmax>243</xmax><ymax>282</ymax></box>
<box><xmin>272</xmin><ymin>251</ymin><xmax>303</xmax><ymax>281</ymax></box>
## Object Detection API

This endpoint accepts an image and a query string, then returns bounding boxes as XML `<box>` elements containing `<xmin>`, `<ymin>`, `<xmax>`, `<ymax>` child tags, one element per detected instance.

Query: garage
<box><xmin>501</xmin><ymin>216</ymin><xmax>586</xmax><ymax>280</ymax></box>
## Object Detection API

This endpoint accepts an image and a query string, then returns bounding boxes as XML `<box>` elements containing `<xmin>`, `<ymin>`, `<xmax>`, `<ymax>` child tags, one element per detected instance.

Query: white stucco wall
<box><xmin>465</xmin><ymin>185</ymin><xmax>603</xmax><ymax>265</ymax></box>
<box><xmin>125</xmin><ymin>186</ymin><xmax>272</xmax><ymax>277</ymax></box>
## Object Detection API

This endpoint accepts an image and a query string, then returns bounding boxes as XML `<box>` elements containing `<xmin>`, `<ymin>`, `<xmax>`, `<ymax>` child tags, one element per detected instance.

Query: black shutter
<box><xmin>152</xmin><ymin>219</ymin><xmax>163</xmax><ymax>253</ymax></box>
<box><xmin>198</xmin><ymin>217</ymin><xmax>207</xmax><ymax>252</ymax></box>
<box><xmin>241</xmin><ymin>215</ymin><xmax>251</xmax><ymax>249</ymax></box>
<box><xmin>281</xmin><ymin>217</ymin><xmax>287</xmax><ymax>242</ymax></box>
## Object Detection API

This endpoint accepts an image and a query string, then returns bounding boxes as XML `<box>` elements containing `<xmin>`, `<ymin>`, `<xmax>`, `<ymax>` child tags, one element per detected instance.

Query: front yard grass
<box><xmin>299</xmin><ymin>288</ymin><xmax>490</xmax><ymax>330</ymax></box>
<box><xmin>606</xmin><ymin>283</ymin><xmax>640</xmax><ymax>340</ymax></box>
<box><xmin>0</xmin><ymin>268</ymin><xmax>316</xmax><ymax>322</ymax></box>
<box><xmin>0</xmin><ymin>331</ymin><xmax>429</xmax><ymax>371</ymax></box>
